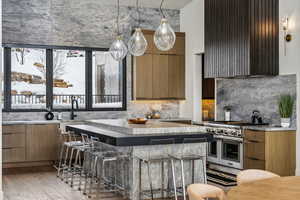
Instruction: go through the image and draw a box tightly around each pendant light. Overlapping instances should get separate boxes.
[109,0,128,61]
[154,0,176,51]
[128,0,148,56]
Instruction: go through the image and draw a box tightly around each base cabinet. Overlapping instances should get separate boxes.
[244,130,296,176]
[2,124,59,168]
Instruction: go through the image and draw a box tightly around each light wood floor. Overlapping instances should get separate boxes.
[3,167,123,200]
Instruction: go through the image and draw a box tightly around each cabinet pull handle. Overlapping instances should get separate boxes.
[247,157,260,161]
[245,140,259,144]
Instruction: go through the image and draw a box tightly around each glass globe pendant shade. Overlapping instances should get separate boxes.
[128,28,148,56]
[109,35,128,61]
[154,18,176,51]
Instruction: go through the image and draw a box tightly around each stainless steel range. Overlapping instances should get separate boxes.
[203,121,268,171]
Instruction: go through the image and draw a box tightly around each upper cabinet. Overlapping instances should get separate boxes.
[133,30,186,100]
[204,0,279,78]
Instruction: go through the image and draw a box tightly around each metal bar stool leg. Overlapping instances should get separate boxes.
[147,162,154,200]
[70,148,80,188]
[171,159,178,200]
[180,160,186,200]
[88,156,98,198]
[161,161,165,199]
[57,144,65,178]
[66,147,75,184]
[139,159,142,200]
[62,146,70,181]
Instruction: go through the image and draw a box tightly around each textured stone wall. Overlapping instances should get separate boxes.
[3,0,180,46]
[2,0,181,120]
[216,75,297,127]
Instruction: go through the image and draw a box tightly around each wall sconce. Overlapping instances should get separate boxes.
[281,16,292,56]
[282,17,292,42]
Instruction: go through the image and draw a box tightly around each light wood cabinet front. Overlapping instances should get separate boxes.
[168,55,185,99]
[244,130,296,176]
[134,54,153,99]
[153,55,169,99]
[3,148,26,163]
[26,124,59,161]
[133,30,186,100]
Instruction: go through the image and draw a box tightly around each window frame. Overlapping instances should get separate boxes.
[2,43,127,112]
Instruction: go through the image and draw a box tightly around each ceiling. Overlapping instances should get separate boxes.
[101,0,192,9]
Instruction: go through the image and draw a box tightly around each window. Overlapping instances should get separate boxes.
[10,48,46,109]
[3,44,126,112]
[92,51,123,108]
[53,49,86,109]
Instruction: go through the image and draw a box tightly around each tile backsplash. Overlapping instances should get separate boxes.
[3,101,180,121]
[216,74,297,127]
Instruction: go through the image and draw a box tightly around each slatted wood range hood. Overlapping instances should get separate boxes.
[204,0,279,78]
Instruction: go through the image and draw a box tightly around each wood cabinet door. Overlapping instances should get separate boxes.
[169,36,185,55]
[134,54,153,99]
[168,55,185,99]
[244,157,265,170]
[26,124,59,161]
[3,148,26,163]
[153,55,169,99]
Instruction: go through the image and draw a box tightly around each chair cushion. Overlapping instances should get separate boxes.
[237,169,280,185]
[187,184,226,200]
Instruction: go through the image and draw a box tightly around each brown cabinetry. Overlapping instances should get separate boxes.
[2,124,59,168]
[244,130,296,176]
[133,30,185,100]
[26,124,59,161]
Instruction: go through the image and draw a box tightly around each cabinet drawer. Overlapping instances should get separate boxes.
[3,148,26,163]
[245,130,265,142]
[244,140,265,160]
[3,125,26,134]
[244,157,265,170]
[3,133,26,148]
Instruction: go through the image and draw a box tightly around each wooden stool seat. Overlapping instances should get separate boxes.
[237,169,280,185]
[187,184,226,200]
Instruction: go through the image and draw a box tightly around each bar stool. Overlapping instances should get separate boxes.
[63,133,92,185]
[87,140,131,199]
[57,128,84,179]
[187,184,226,200]
[138,138,176,200]
[170,138,207,200]
[237,169,280,185]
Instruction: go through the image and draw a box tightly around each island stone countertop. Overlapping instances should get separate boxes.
[66,119,212,146]
[87,119,207,135]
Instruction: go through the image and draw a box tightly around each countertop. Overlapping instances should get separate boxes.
[66,120,213,146]
[243,125,296,131]
[2,119,86,125]
[87,119,206,135]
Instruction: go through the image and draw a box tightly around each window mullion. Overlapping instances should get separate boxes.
[4,47,12,111]
[86,50,92,110]
[46,49,53,110]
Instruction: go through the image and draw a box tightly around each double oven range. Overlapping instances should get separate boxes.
[203,121,266,174]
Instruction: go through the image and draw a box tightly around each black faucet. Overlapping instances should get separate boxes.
[251,110,263,124]
[70,96,79,120]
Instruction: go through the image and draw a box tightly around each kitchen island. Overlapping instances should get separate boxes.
[66,119,212,200]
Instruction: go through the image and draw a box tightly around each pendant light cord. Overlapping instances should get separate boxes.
[160,0,166,18]
[136,0,141,27]
[117,0,120,35]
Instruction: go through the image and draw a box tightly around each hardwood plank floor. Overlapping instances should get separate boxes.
[3,167,122,200]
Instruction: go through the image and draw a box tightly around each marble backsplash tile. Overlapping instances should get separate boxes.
[2,101,180,121]
[216,74,297,127]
